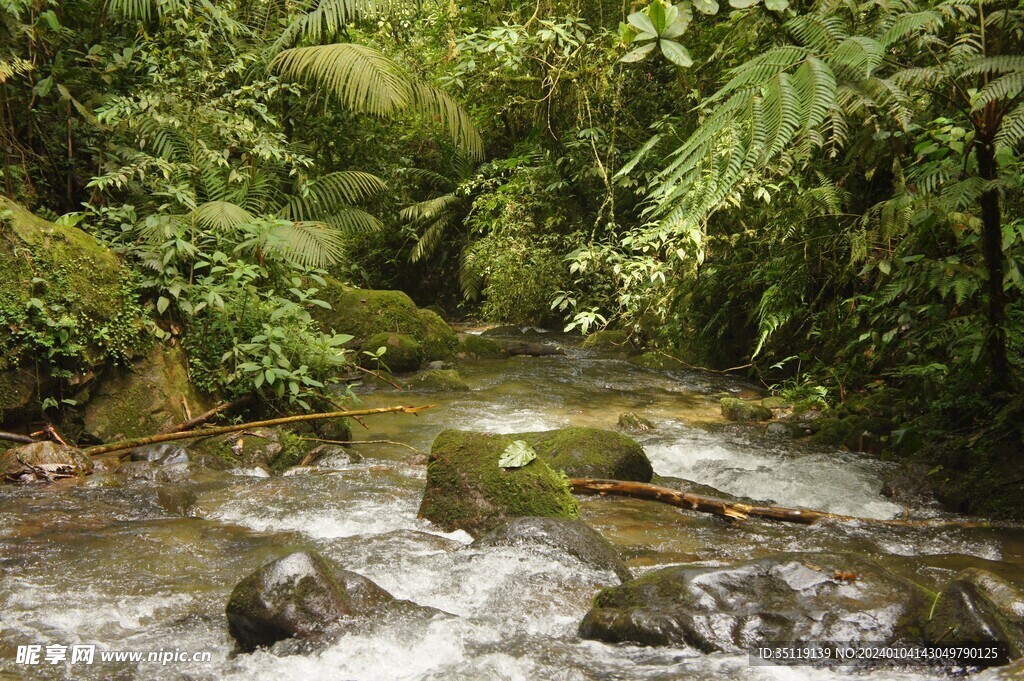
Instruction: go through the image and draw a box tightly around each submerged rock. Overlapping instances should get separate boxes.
[418,430,580,537]
[407,369,470,392]
[579,552,931,651]
[1,441,94,482]
[500,340,564,357]
[226,551,441,653]
[927,568,1024,660]
[720,397,772,422]
[475,517,632,582]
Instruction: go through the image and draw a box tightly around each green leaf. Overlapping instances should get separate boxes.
[878,260,892,275]
[627,10,657,36]
[621,42,657,63]
[729,0,760,7]
[659,40,693,68]
[157,296,170,314]
[764,0,788,9]
[693,0,719,14]
[498,440,537,469]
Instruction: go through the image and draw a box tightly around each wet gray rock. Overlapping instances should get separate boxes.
[1,441,94,482]
[130,443,190,465]
[579,552,931,651]
[475,517,632,582]
[226,551,443,653]
[926,568,1024,660]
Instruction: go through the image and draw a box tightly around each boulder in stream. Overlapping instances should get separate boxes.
[459,335,507,359]
[720,397,772,422]
[227,551,441,653]
[926,568,1024,660]
[579,552,931,651]
[530,427,653,482]
[361,332,425,373]
[418,430,580,537]
[1,441,94,482]
[474,517,632,582]
[407,369,470,391]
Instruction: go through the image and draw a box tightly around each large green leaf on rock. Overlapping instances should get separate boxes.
[499,440,538,469]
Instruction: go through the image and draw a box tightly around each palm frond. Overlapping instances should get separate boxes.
[268,220,347,267]
[995,101,1024,151]
[321,207,385,233]
[193,201,255,232]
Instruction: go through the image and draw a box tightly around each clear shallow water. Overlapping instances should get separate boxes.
[1,341,1022,680]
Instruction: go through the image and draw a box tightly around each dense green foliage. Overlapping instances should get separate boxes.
[1,0,1022,508]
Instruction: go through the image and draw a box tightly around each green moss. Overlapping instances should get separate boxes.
[0,198,147,376]
[581,330,630,351]
[268,430,310,473]
[418,429,580,536]
[418,309,459,361]
[761,396,789,409]
[361,333,425,373]
[314,285,426,344]
[460,335,507,359]
[720,397,772,422]
[527,427,653,482]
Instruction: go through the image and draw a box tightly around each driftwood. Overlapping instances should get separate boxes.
[84,404,433,457]
[569,478,1017,529]
[0,431,39,444]
[160,395,255,433]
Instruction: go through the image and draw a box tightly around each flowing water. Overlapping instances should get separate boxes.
[2,334,1023,680]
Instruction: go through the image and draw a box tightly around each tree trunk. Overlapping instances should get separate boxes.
[976,138,1011,390]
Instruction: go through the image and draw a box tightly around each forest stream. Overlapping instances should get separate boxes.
[1,331,1022,681]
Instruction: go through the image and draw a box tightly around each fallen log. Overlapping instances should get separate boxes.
[160,395,255,433]
[0,431,39,445]
[84,404,433,457]
[569,478,1018,529]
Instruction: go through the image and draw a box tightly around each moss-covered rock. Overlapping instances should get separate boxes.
[459,335,508,359]
[419,309,459,361]
[582,330,631,352]
[81,344,211,443]
[579,552,933,650]
[189,426,311,473]
[720,397,772,422]
[529,427,653,482]
[926,568,1024,660]
[617,412,655,433]
[418,429,580,537]
[0,368,40,426]
[407,369,470,392]
[809,414,892,454]
[761,396,790,409]
[361,333,425,373]
[0,198,146,419]
[312,417,353,442]
[1,441,94,481]
[314,285,425,344]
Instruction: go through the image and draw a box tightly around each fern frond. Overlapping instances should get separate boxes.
[400,194,461,226]
[268,221,346,267]
[321,208,384,233]
[409,82,485,160]
[787,14,849,52]
[880,10,942,48]
[193,201,255,232]
[971,71,1024,111]
[995,101,1024,151]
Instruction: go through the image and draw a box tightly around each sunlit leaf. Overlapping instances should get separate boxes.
[620,42,658,63]
[499,440,537,469]
[660,39,693,68]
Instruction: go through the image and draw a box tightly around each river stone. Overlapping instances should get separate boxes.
[617,412,655,433]
[313,285,425,343]
[1,441,94,481]
[500,340,564,357]
[82,344,211,442]
[720,397,772,422]
[130,443,190,465]
[579,552,931,651]
[418,430,580,537]
[419,309,459,361]
[189,426,311,473]
[926,568,1024,659]
[361,333,425,373]
[529,427,653,482]
[460,335,507,359]
[977,658,1024,680]
[226,551,442,653]
[407,369,470,392]
[474,517,632,582]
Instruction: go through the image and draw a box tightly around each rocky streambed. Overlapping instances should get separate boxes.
[2,334,1024,680]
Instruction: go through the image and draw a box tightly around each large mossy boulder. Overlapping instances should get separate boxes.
[529,427,653,482]
[579,552,932,651]
[418,430,580,537]
[926,568,1024,659]
[460,335,507,359]
[475,517,631,582]
[315,285,424,341]
[361,333,425,373]
[419,309,459,361]
[0,198,146,423]
[407,369,470,392]
[226,551,437,653]
[82,344,211,443]
[1,441,94,482]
